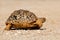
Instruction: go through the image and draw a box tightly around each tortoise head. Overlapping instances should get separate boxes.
[38,17,46,23]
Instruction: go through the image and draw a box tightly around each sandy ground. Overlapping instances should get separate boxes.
[0,0,60,40]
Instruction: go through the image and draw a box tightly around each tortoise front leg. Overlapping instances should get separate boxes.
[34,18,46,28]
[4,23,12,30]
[36,19,43,28]
[35,18,46,28]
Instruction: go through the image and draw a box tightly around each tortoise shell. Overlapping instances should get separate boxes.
[6,9,37,24]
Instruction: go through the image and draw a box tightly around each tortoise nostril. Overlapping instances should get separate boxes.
[42,18,46,23]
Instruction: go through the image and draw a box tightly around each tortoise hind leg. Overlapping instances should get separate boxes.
[4,23,12,30]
